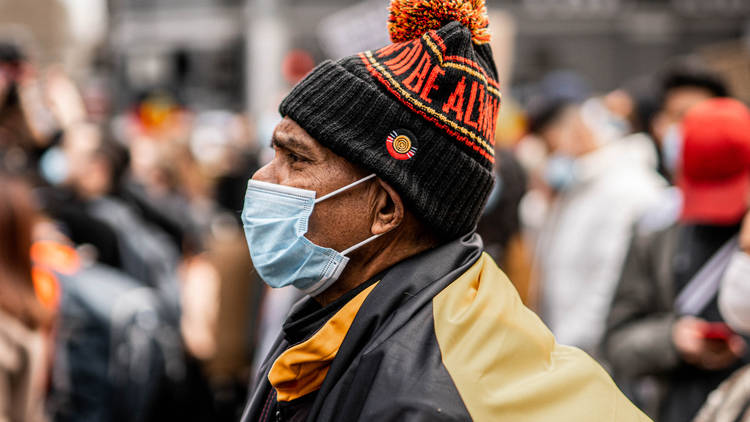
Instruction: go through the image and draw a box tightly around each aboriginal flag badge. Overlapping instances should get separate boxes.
[386,129,417,160]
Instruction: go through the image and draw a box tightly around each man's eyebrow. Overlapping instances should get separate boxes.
[271,132,316,157]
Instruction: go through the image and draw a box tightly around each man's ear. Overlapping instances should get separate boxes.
[370,178,404,235]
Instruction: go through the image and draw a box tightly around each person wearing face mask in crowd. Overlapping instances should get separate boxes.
[0,42,88,182]
[651,67,728,183]
[628,66,730,235]
[527,97,665,357]
[239,1,649,421]
[603,98,750,422]
[692,210,750,422]
[38,122,184,301]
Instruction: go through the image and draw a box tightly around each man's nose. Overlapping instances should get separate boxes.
[251,162,276,183]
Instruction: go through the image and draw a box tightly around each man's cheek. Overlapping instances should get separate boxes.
[305,200,337,247]
[306,197,362,251]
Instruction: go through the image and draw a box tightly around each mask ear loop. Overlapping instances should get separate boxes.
[341,233,382,256]
[315,173,378,203]
[313,173,386,256]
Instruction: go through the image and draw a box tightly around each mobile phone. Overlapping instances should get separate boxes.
[701,322,734,342]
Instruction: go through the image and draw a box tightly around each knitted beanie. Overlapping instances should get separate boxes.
[280,0,500,239]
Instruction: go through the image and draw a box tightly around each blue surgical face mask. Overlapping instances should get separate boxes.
[241,173,381,296]
[39,146,69,185]
[544,154,577,192]
[662,124,683,176]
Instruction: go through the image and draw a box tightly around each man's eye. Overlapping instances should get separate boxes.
[287,152,301,162]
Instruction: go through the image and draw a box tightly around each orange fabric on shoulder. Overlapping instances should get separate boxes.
[268,282,378,402]
[30,241,80,311]
[31,267,60,311]
[30,241,81,275]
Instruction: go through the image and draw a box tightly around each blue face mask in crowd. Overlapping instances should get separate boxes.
[544,154,577,192]
[241,173,381,296]
[39,146,69,185]
[661,124,683,176]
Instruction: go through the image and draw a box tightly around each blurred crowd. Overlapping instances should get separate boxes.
[1,14,750,422]
[483,64,750,422]
[508,65,750,422]
[0,41,264,421]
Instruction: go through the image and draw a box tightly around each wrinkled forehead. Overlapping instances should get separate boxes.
[273,118,322,155]
[271,117,366,180]
[272,117,354,166]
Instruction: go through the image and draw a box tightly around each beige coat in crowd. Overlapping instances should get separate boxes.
[695,365,750,422]
[0,309,47,422]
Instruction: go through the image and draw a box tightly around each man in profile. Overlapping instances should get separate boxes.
[240,1,649,420]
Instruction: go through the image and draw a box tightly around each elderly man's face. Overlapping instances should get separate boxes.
[252,117,374,252]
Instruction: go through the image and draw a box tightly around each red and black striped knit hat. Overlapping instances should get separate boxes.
[280,0,500,239]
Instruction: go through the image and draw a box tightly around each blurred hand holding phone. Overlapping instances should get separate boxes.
[701,322,735,342]
[673,316,746,370]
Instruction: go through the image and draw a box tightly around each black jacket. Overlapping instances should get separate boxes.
[243,233,647,422]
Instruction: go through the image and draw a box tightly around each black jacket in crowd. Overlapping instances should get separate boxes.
[243,233,647,422]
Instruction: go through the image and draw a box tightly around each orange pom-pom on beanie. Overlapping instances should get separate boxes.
[388,0,491,44]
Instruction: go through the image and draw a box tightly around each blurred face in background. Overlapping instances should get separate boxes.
[63,123,111,199]
[128,135,178,196]
[539,105,597,158]
[652,86,714,143]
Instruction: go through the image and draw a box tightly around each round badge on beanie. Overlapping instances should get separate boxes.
[279,0,499,239]
[386,129,418,160]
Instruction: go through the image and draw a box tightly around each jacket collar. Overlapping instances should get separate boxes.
[308,231,484,418]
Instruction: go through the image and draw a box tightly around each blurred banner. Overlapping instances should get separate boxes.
[317,0,390,59]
